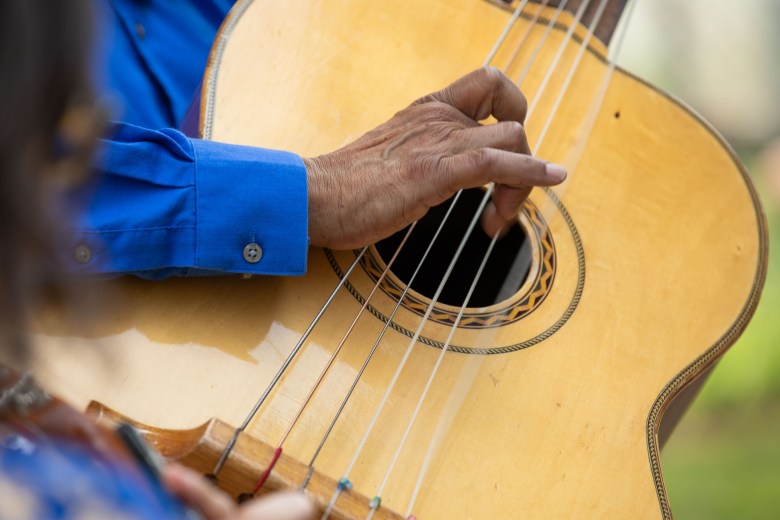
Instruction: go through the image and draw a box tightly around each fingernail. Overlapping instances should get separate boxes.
[546,163,568,182]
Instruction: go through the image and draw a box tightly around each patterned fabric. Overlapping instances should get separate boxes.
[0,432,191,520]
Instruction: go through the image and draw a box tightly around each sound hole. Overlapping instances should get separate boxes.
[375,188,532,308]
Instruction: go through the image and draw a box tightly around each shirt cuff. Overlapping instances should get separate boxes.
[191,139,308,276]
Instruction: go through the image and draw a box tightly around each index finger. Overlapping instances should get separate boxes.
[413,67,527,124]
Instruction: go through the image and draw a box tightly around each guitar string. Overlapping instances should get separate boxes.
[502,0,553,74]
[228,0,533,491]
[341,179,497,520]
[300,195,463,480]
[534,0,611,150]
[401,337,486,518]
[484,0,533,67]
[272,222,418,452]
[212,246,369,476]
[362,3,614,516]
[496,0,615,259]
[314,1,549,515]
[513,0,638,280]
[300,3,625,516]
[300,0,562,486]
[525,0,592,121]
[364,228,503,520]
[320,1,599,517]
[404,2,641,515]
[469,0,569,304]
[248,223,419,494]
[368,235,504,520]
[559,0,639,177]
[515,0,571,86]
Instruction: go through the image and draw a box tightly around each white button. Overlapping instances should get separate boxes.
[243,243,262,263]
[74,245,92,264]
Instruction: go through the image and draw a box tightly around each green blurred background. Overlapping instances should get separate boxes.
[618,1,780,518]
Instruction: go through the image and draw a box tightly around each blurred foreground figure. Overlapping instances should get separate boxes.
[0,2,313,518]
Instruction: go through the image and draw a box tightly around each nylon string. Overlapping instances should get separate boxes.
[515,0,571,85]
[525,0,592,121]
[365,228,502,520]
[534,0,611,149]
[502,0,553,74]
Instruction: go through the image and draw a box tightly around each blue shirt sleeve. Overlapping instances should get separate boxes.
[76,0,310,278]
[68,123,308,278]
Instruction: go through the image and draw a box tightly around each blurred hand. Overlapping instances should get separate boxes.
[162,464,315,520]
[305,66,567,248]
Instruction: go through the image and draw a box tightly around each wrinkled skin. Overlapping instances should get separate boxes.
[305,67,567,249]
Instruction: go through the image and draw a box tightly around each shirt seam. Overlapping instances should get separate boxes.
[191,139,201,268]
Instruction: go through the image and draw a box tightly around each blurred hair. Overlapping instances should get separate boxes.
[0,0,98,361]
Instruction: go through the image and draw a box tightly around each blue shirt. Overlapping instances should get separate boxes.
[70,0,308,278]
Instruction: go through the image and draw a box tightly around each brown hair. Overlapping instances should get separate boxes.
[0,0,98,361]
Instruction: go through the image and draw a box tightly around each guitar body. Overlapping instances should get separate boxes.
[31,1,766,518]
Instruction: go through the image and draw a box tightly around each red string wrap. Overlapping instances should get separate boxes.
[252,446,283,493]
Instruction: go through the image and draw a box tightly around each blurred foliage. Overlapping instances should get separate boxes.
[663,160,780,519]
[694,163,780,411]
[664,403,780,519]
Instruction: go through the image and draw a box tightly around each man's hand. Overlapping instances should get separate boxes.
[304,67,567,249]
